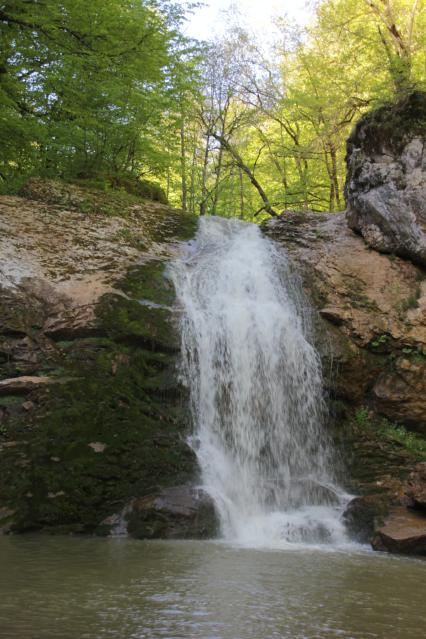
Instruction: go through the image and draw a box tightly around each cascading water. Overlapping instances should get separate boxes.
[170,216,351,547]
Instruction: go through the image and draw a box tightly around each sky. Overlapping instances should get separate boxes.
[179,0,313,41]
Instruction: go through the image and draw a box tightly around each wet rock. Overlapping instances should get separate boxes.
[405,462,426,510]
[343,494,390,543]
[345,92,426,267]
[372,506,426,555]
[263,212,426,415]
[126,486,218,540]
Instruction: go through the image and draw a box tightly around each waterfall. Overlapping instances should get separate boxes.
[170,216,350,547]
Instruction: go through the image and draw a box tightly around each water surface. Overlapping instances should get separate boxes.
[1,536,425,639]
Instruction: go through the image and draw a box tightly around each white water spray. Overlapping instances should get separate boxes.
[170,217,350,547]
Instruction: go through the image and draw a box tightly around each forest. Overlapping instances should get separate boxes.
[1,0,425,219]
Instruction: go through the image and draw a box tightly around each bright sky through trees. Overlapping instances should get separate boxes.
[180,0,313,40]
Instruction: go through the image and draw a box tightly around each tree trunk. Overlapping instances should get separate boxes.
[239,167,245,219]
[189,143,197,216]
[212,144,223,215]
[329,142,341,210]
[212,133,277,217]
[180,120,187,212]
[199,132,211,216]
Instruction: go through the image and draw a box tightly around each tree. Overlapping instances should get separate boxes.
[0,0,199,190]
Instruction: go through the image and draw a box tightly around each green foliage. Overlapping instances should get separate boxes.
[355,407,371,428]
[400,346,426,362]
[2,0,425,216]
[175,0,426,219]
[0,0,198,192]
[378,421,426,460]
[352,405,426,460]
[371,334,390,348]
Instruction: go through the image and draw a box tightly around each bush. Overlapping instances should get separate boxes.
[109,176,168,204]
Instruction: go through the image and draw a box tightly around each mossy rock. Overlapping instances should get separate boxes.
[0,237,200,534]
[126,487,218,540]
[109,175,168,204]
[347,91,426,156]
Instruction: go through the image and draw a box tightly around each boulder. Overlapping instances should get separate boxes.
[345,92,426,266]
[343,494,390,543]
[126,486,218,540]
[372,506,426,555]
[405,462,426,510]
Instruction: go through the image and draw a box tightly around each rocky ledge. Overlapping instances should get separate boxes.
[0,179,216,537]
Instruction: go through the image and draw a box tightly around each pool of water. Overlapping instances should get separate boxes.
[0,537,425,638]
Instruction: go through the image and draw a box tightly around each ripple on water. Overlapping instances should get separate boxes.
[0,537,425,639]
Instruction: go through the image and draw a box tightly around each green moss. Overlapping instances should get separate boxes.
[113,228,147,251]
[108,175,168,204]
[2,335,194,533]
[99,295,178,352]
[0,247,198,534]
[0,396,22,408]
[348,91,426,155]
[118,260,175,306]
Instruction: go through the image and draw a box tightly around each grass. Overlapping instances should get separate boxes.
[355,407,370,427]
[378,421,426,460]
[353,407,426,461]
[395,287,421,313]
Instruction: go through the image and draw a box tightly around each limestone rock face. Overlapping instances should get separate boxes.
[345,92,426,266]
[0,376,55,395]
[0,180,199,536]
[263,212,426,425]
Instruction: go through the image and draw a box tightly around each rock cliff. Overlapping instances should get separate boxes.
[0,179,216,537]
[346,92,426,267]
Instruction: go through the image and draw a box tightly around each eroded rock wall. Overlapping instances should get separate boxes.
[0,180,212,536]
[345,92,426,267]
